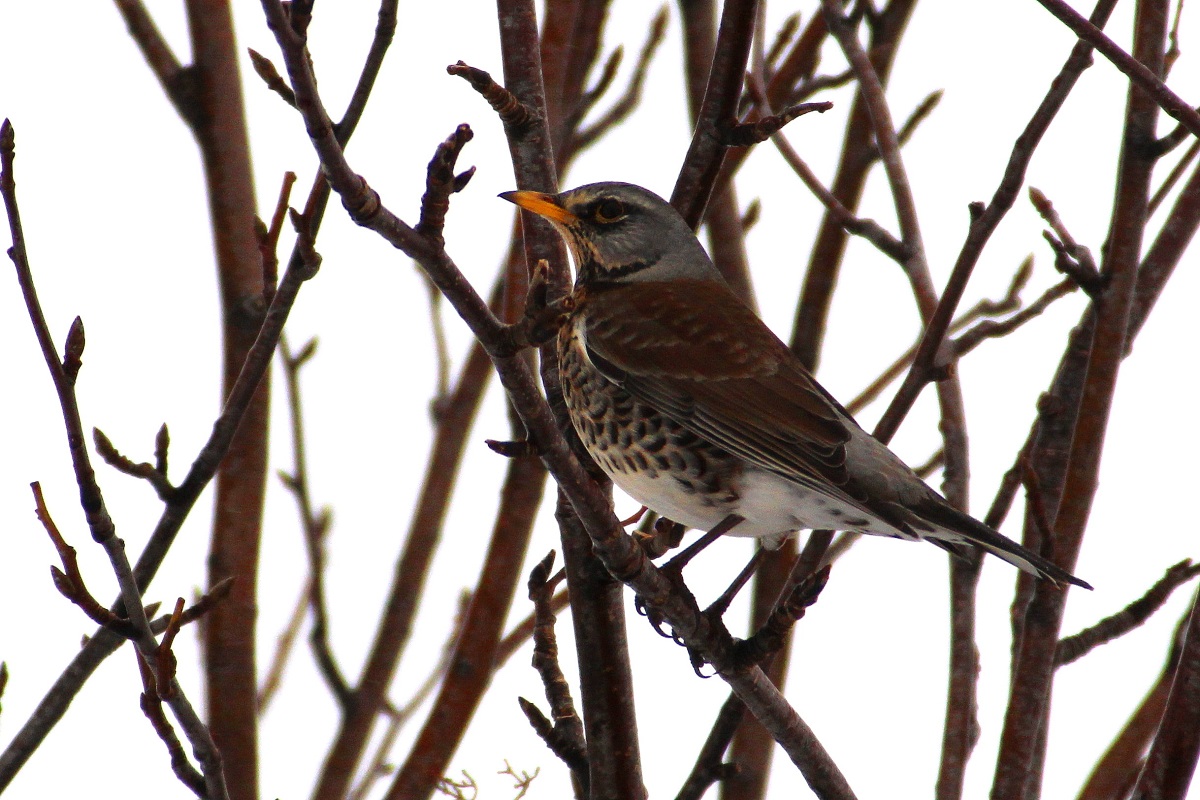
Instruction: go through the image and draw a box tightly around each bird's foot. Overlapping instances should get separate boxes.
[635,514,743,639]
[632,516,685,559]
[634,549,696,643]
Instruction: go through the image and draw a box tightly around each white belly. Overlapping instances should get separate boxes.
[611,464,907,540]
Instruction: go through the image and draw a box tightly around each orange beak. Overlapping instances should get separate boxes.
[500,190,579,225]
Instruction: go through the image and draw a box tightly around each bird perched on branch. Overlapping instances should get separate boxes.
[502,182,1089,590]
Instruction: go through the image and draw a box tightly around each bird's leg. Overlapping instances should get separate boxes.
[618,505,648,527]
[662,513,746,573]
[704,547,767,620]
[635,514,744,640]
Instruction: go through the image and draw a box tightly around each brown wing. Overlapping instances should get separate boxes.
[580,279,856,494]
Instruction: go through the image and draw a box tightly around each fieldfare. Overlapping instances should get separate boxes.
[502,182,1089,590]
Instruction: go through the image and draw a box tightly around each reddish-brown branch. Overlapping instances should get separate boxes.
[1129,588,1200,798]
[569,7,669,158]
[679,694,747,800]
[495,2,656,797]
[557,493,646,799]
[671,0,760,228]
[0,0,397,781]
[870,0,1115,479]
[1149,136,1200,213]
[384,450,548,800]
[348,596,468,800]
[172,4,272,794]
[30,483,137,638]
[768,128,906,260]
[677,0,758,305]
[112,0,198,127]
[765,11,829,110]
[721,539,797,800]
[994,2,1169,796]
[1078,611,1188,800]
[787,0,916,371]
[310,341,495,800]
[720,534,834,800]
[537,0,607,168]
[950,279,1077,358]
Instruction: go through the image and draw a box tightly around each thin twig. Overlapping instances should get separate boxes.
[448,62,536,133]
[277,335,351,709]
[247,48,298,108]
[136,652,207,797]
[3,120,229,800]
[1057,560,1200,667]
[1150,136,1200,213]
[950,279,1078,358]
[348,594,468,800]
[519,553,588,783]
[0,0,396,780]
[1029,187,1104,295]
[93,427,178,502]
[1035,0,1200,138]
[257,576,311,714]
[769,129,905,260]
[30,483,136,638]
[847,257,1035,415]
[570,7,669,156]
[675,695,745,800]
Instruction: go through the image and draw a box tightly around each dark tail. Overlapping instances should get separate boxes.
[916,498,1092,590]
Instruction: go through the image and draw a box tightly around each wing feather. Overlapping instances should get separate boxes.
[581,280,854,494]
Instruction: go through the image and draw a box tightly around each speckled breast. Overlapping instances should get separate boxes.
[557,311,740,527]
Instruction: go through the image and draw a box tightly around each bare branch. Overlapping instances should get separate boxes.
[448,61,536,133]
[570,8,669,156]
[1131,586,1200,797]
[1057,560,1200,667]
[1035,0,1200,138]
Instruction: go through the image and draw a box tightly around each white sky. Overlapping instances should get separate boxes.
[0,1,1197,799]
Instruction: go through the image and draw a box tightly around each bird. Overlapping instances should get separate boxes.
[501,182,1090,590]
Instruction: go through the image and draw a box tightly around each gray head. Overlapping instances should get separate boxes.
[501,182,727,287]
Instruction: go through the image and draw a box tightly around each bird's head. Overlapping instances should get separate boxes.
[501,182,727,287]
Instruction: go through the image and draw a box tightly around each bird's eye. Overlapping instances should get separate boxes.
[594,198,626,223]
